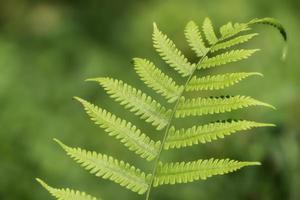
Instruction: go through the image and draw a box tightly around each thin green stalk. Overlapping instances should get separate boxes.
[144,69,196,200]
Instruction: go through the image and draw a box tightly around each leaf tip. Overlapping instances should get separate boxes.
[35,178,43,184]
[267,104,276,110]
[85,77,101,82]
[252,161,262,166]
[270,105,277,110]
[36,178,49,189]
[153,22,158,30]
[259,101,276,110]
[186,20,195,26]
[73,96,86,104]
[256,72,264,77]
[132,57,141,64]
[53,138,68,150]
[204,17,210,22]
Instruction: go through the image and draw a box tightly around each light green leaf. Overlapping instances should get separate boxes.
[153,159,260,186]
[184,21,208,57]
[87,77,172,130]
[165,120,274,149]
[74,97,160,161]
[133,58,183,103]
[202,17,218,45]
[186,72,262,91]
[153,23,195,77]
[176,95,275,118]
[55,139,150,195]
[36,178,99,200]
[211,33,258,52]
[198,49,259,69]
[219,22,250,39]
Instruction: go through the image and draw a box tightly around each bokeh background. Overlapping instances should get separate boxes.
[0,0,299,199]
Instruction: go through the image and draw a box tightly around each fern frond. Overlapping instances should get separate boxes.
[184,21,208,57]
[164,120,274,149]
[87,77,171,130]
[219,22,250,39]
[185,72,263,91]
[202,17,218,45]
[211,33,258,52]
[153,23,195,77]
[133,58,183,103]
[39,17,287,199]
[176,95,275,118]
[54,139,150,195]
[153,159,260,186]
[36,178,99,200]
[198,49,259,69]
[74,97,160,161]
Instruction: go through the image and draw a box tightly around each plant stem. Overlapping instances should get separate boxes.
[144,53,210,200]
[144,72,195,200]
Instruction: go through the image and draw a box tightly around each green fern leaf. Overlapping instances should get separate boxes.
[184,21,208,57]
[87,77,171,130]
[219,22,250,39]
[186,72,263,91]
[54,139,150,195]
[153,159,260,186]
[164,120,274,149]
[153,23,195,77]
[198,49,259,69]
[133,58,183,103]
[74,97,160,161]
[202,17,218,45]
[36,178,99,200]
[42,18,287,199]
[211,33,258,52]
[176,95,275,118]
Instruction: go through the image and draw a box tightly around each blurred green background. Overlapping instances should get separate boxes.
[0,0,299,199]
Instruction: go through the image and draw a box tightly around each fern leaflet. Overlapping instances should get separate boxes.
[36,178,99,200]
[165,120,275,149]
[153,159,260,186]
[211,33,258,52]
[186,72,263,91]
[219,22,250,39]
[133,58,183,103]
[87,77,172,130]
[184,21,208,57]
[153,23,195,76]
[54,139,150,195]
[198,49,259,69]
[202,17,218,45]
[74,97,160,161]
[176,95,275,118]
